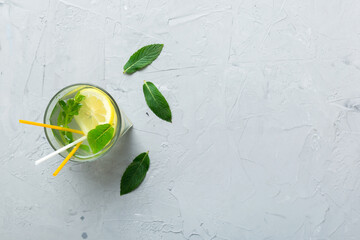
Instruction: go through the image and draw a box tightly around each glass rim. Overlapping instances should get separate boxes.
[43,83,122,162]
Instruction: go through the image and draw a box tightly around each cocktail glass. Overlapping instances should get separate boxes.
[43,83,132,162]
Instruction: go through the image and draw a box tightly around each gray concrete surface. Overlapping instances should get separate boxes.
[1,0,360,239]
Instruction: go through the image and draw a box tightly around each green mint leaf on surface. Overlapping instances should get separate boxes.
[143,81,172,122]
[87,124,114,154]
[120,151,150,195]
[123,44,164,74]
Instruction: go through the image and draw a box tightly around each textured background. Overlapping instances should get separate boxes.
[1,0,360,239]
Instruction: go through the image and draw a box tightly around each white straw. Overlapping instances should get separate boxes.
[35,135,87,165]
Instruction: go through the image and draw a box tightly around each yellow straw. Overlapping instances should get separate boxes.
[19,120,84,135]
[53,142,82,176]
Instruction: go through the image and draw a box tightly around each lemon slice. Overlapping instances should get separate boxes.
[74,88,115,134]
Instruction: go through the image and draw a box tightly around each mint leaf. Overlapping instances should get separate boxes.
[74,91,85,102]
[64,131,74,143]
[87,124,114,153]
[120,151,150,195]
[143,81,172,122]
[58,100,67,110]
[57,91,85,144]
[79,144,91,153]
[123,44,164,74]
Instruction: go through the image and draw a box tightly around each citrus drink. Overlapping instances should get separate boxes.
[44,84,132,161]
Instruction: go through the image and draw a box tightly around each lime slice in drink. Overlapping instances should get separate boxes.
[74,88,115,134]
